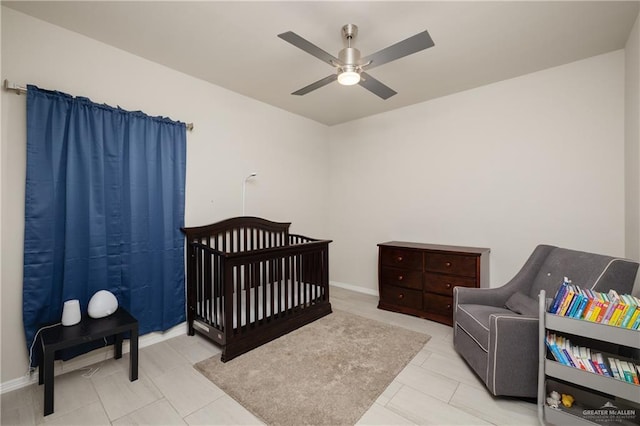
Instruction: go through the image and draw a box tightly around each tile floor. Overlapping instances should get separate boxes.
[1,286,538,425]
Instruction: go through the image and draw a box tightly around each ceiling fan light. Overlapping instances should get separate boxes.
[338,70,361,86]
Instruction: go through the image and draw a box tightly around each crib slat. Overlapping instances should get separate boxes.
[243,228,247,253]
[272,260,277,318]
[197,248,203,319]
[212,253,218,327]
[257,262,263,324]
[296,254,301,308]
[245,263,251,327]
[204,248,212,322]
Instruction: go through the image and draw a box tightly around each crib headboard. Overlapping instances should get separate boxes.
[181,216,291,254]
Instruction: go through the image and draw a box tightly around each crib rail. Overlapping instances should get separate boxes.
[289,234,319,245]
[183,216,290,254]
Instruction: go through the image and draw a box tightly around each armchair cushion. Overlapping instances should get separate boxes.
[504,292,538,316]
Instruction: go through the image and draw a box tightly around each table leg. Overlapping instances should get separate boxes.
[43,347,55,416]
[130,325,138,382]
[38,338,44,386]
[114,333,123,359]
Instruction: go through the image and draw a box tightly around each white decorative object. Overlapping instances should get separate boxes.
[61,299,81,326]
[88,290,118,319]
[242,172,257,216]
[546,391,561,409]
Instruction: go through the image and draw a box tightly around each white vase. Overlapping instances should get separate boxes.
[61,299,81,326]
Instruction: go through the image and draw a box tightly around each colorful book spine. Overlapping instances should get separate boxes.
[581,290,598,320]
[632,309,640,330]
[587,294,604,322]
[549,281,569,314]
[609,301,626,326]
[567,287,583,317]
[595,353,611,377]
[560,338,577,368]
[545,332,568,365]
[601,290,619,324]
[626,305,640,329]
[619,360,634,383]
[627,361,640,384]
[595,294,610,323]
[558,285,576,316]
[573,291,590,318]
[609,357,622,380]
[620,295,638,328]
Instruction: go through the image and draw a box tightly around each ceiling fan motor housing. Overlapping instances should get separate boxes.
[338,47,361,69]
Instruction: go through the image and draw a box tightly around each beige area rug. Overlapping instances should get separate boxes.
[194,310,430,426]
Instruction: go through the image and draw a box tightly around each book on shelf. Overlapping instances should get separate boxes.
[601,289,619,323]
[609,356,621,380]
[547,282,640,329]
[619,294,638,327]
[549,278,570,314]
[626,361,639,384]
[546,331,638,385]
[632,310,640,330]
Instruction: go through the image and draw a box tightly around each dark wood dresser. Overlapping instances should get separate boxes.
[377,241,490,326]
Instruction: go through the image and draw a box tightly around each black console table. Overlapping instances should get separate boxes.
[38,307,138,416]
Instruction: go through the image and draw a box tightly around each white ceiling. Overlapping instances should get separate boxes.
[4,1,639,126]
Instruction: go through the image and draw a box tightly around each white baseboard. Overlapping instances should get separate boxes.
[0,321,187,395]
[330,280,379,297]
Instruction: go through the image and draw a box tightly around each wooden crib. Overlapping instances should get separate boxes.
[182,216,332,362]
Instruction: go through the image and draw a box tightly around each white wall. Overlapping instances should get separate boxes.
[1,7,329,385]
[626,12,640,263]
[328,51,626,293]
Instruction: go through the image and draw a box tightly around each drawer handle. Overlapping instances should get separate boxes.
[446,304,451,309]
[445,283,452,289]
[398,293,404,299]
[397,275,404,281]
[445,261,452,267]
[397,256,403,262]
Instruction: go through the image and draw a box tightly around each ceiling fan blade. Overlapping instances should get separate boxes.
[292,74,338,96]
[278,31,342,67]
[358,72,397,100]
[360,30,434,71]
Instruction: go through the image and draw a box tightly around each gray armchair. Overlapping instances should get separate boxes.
[453,244,639,398]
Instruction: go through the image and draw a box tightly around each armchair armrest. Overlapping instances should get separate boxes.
[454,286,514,308]
[487,312,540,397]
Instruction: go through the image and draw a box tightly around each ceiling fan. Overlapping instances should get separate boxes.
[277,24,434,100]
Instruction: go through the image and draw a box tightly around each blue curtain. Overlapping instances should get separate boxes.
[23,86,186,364]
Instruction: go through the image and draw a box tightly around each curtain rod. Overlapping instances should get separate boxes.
[3,79,194,131]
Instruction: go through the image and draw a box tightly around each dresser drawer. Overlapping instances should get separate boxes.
[425,253,477,277]
[380,286,423,310]
[380,247,422,270]
[380,267,422,290]
[424,273,476,297]
[424,293,453,317]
